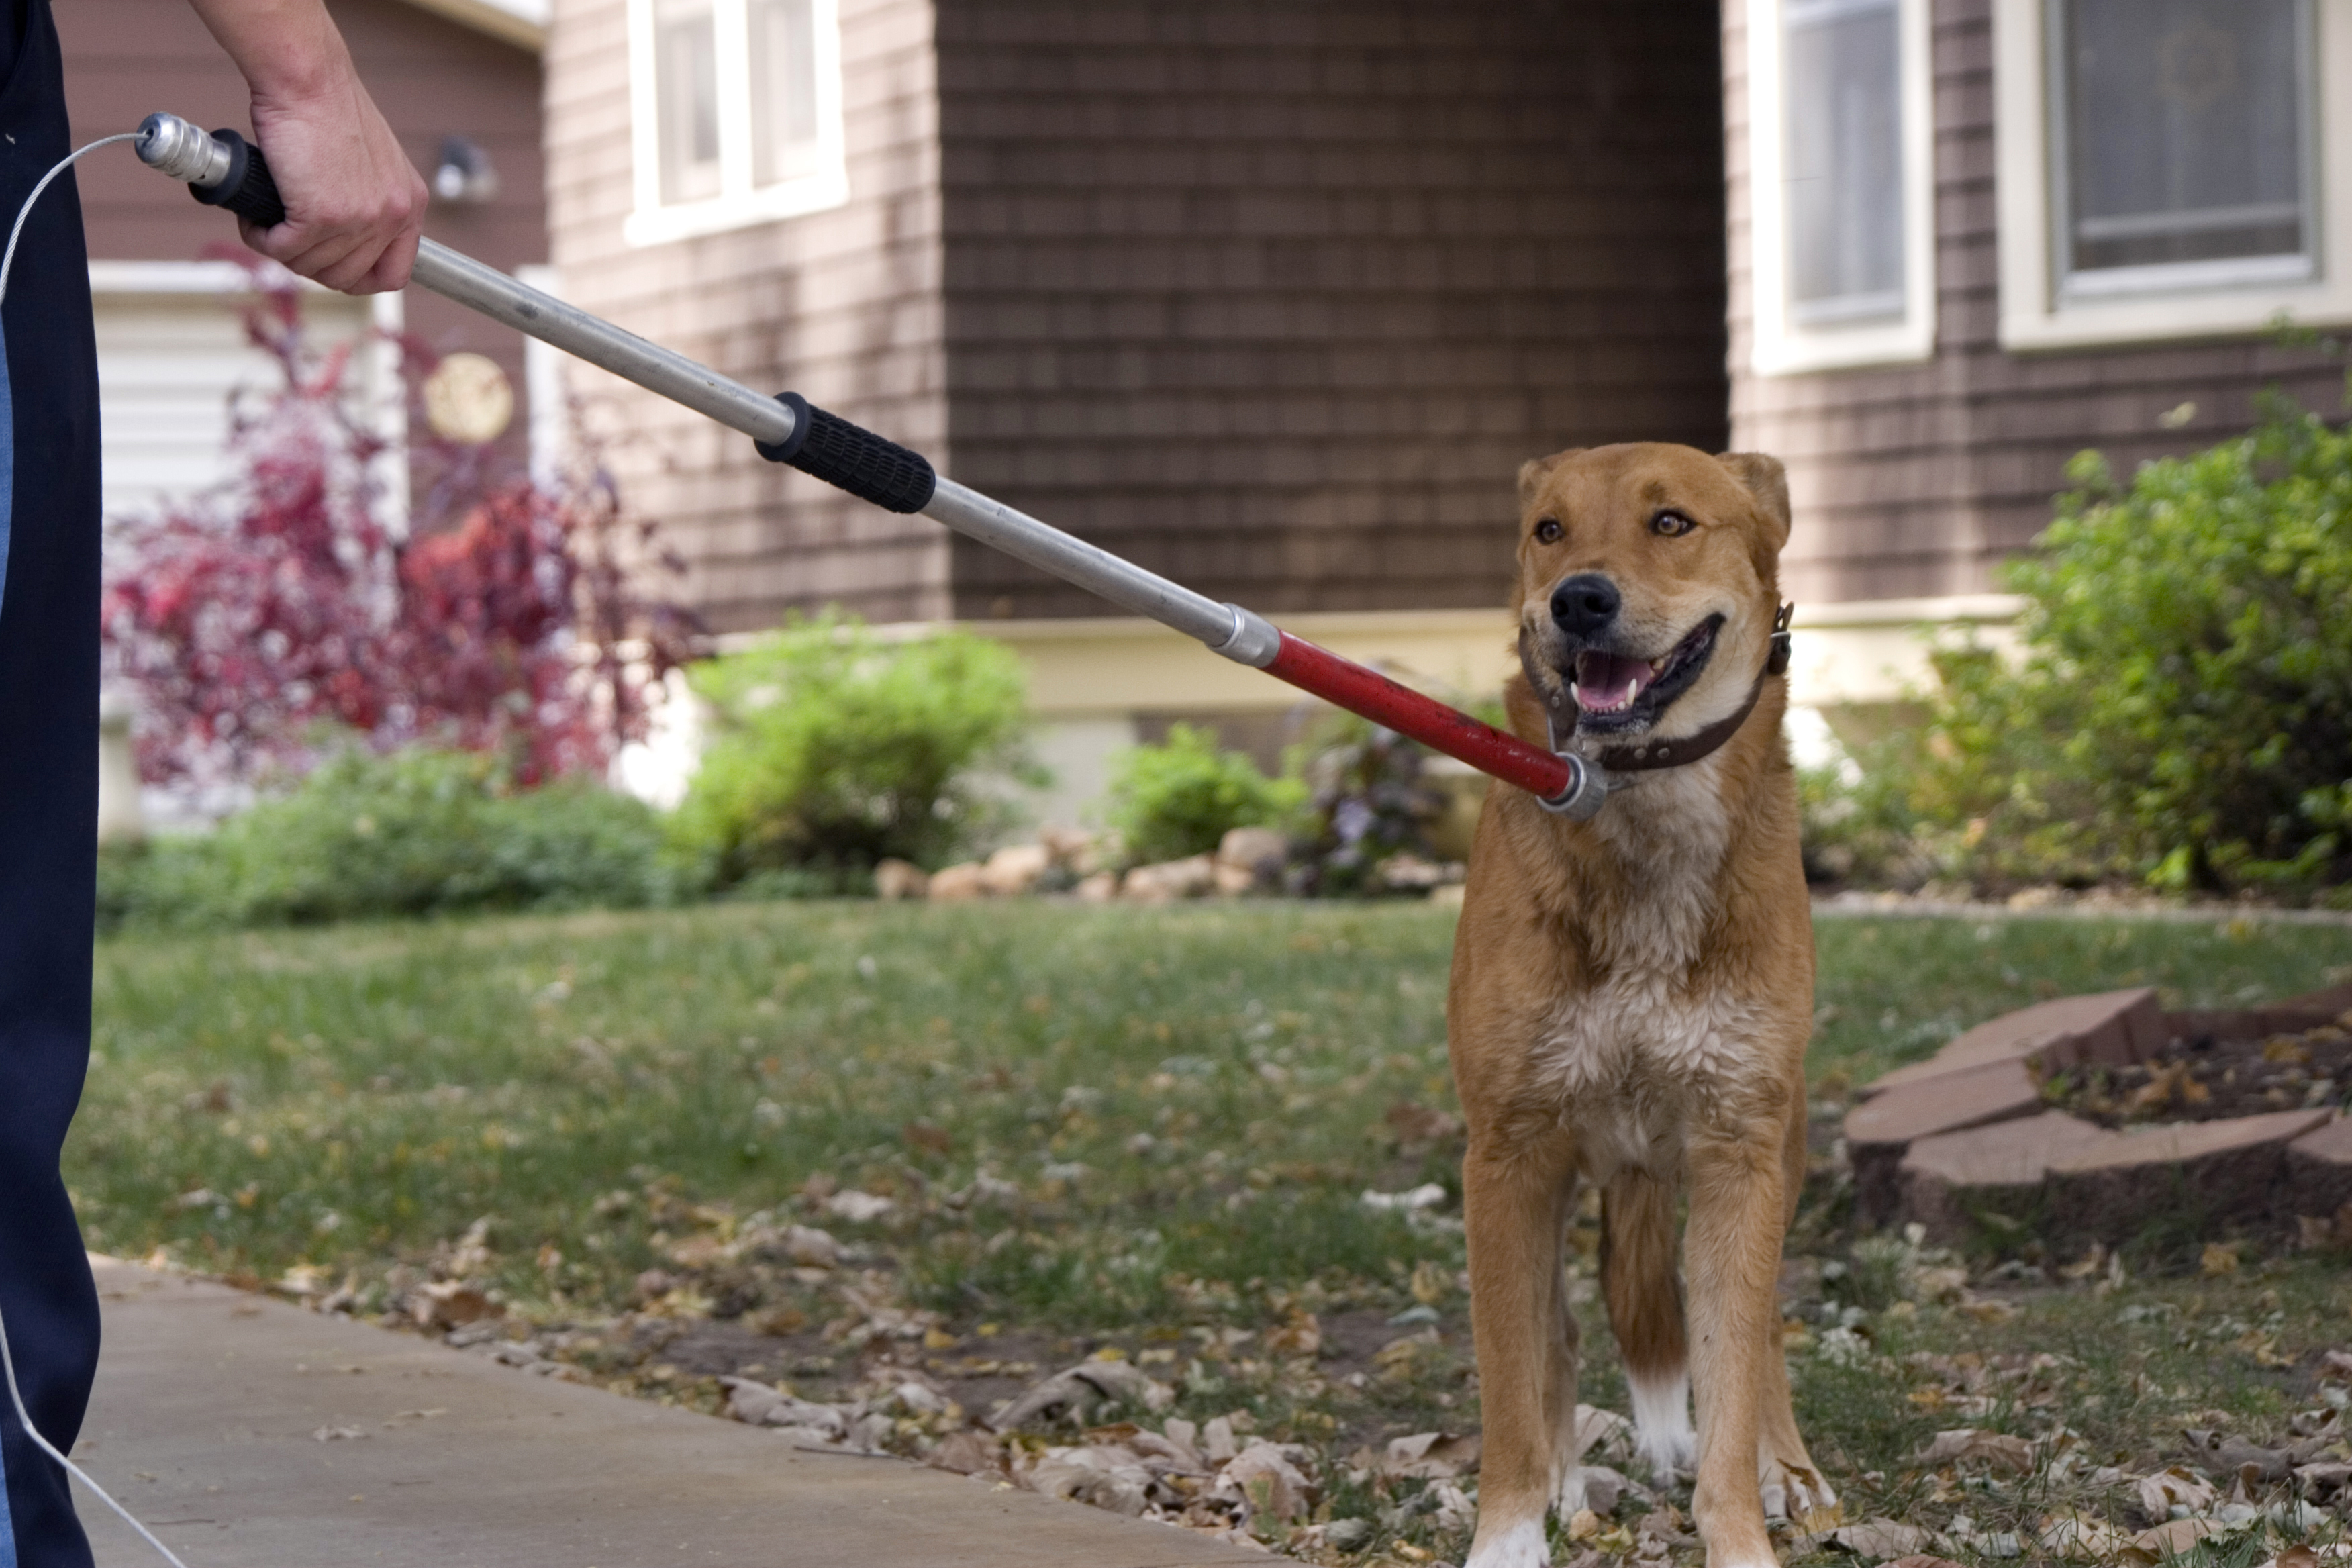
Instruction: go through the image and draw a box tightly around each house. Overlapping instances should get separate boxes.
[93,0,2326,823]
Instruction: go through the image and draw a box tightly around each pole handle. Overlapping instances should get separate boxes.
[190,130,286,229]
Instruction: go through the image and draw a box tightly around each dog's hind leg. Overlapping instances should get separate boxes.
[1756,1095,1837,1527]
[1601,1168,1696,1481]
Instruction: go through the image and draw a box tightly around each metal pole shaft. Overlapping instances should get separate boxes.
[410,239,798,449]
[401,238,1584,810]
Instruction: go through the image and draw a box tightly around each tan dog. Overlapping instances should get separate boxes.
[1452,444,1833,1568]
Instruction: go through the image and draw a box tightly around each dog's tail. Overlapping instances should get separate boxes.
[1600,1171,1698,1477]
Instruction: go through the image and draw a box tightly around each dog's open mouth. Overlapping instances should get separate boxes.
[1569,615,1722,731]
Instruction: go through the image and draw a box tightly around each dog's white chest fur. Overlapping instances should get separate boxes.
[1529,762,1763,1171]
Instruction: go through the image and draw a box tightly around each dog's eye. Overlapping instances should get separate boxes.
[1533,518,1563,544]
[1649,509,1696,538]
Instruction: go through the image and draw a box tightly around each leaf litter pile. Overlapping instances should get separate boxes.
[2041,1018,2352,1127]
[70,903,2352,1566]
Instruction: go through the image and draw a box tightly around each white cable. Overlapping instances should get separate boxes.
[0,132,140,309]
[0,1297,192,1568]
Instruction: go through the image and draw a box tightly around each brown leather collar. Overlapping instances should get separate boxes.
[1551,603,1793,776]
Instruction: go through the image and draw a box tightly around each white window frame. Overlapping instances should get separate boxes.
[623,0,848,248]
[1995,0,2352,350]
[1745,0,1938,376]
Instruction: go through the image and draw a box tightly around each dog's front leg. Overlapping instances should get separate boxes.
[1683,1120,1789,1568]
[1463,1132,1575,1568]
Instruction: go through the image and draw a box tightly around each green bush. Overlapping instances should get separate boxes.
[1105,722,1306,866]
[670,613,1040,884]
[1902,394,2352,898]
[99,747,688,930]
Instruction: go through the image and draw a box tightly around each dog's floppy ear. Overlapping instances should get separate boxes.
[1716,451,1791,551]
[1518,449,1582,508]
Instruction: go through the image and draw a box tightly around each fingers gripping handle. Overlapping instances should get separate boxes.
[135,113,285,228]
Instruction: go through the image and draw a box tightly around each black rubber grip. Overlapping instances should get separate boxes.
[754,393,937,514]
[190,130,287,229]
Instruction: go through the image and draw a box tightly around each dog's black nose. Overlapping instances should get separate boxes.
[1550,574,1621,638]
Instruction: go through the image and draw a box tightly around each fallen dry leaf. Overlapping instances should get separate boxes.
[991,1357,1174,1430]
[1915,1428,2035,1473]
[1024,1444,1153,1517]
[2037,1512,2133,1561]
[2135,1518,2224,1555]
[1372,1430,1481,1481]
[409,1279,500,1332]
[1216,1439,1317,1530]
[2137,1465,2218,1514]
[926,1428,1004,1476]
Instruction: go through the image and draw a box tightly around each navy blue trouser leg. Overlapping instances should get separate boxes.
[0,0,105,1561]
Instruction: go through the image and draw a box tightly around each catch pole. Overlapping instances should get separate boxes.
[134,113,1606,819]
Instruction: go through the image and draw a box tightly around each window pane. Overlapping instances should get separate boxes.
[2063,0,2306,273]
[750,0,820,187]
[656,0,720,205]
[1783,0,1905,324]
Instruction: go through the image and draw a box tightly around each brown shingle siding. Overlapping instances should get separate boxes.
[547,0,949,632]
[940,0,1730,622]
[1730,0,2343,607]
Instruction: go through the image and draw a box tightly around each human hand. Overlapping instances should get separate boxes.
[241,72,428,293]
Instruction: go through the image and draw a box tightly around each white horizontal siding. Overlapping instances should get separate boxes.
[93,287,371,527]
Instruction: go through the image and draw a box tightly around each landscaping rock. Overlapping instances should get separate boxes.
[1865,987,2162,1096]
[1214,826,1287,891]
[926,862,986,901]
[1074,871,1118,902]
[2286,1116,2352,1226]
[1894,1111,2116,1241]
[2045,1107,2333,1247]
[1039,824,1108,877]
[871,859,928,900]
[979,843,1051,896]
[1120,855,1216,902]
[1848,1059,2047,1222]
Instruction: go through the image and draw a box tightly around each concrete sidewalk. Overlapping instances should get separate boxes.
[72,1258,1276,1567]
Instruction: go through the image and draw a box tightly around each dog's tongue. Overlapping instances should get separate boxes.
[1573,650,1652,714]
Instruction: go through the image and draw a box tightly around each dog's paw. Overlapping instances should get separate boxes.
[1465,1516,1552,1568]
[1757,1457,1839,1532]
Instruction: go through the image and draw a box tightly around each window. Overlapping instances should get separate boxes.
[1745,0,1937,375]
[2054,0,2312,295]
[1996,0,2352,348]
[626,0,845,246]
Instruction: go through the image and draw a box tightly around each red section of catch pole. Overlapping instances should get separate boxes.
[1263,631,1572,800]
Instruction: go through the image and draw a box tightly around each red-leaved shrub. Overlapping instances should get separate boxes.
[103,262,696,791]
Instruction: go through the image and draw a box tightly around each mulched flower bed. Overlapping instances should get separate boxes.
[2043,1016,2352,1128]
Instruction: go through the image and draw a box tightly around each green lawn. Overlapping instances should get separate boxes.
[69,903,2352,1565]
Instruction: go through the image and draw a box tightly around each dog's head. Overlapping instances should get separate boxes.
[1512,444,1790,745]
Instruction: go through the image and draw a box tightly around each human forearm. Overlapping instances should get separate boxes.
[177,0,430,293]
[181,0,356,105]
